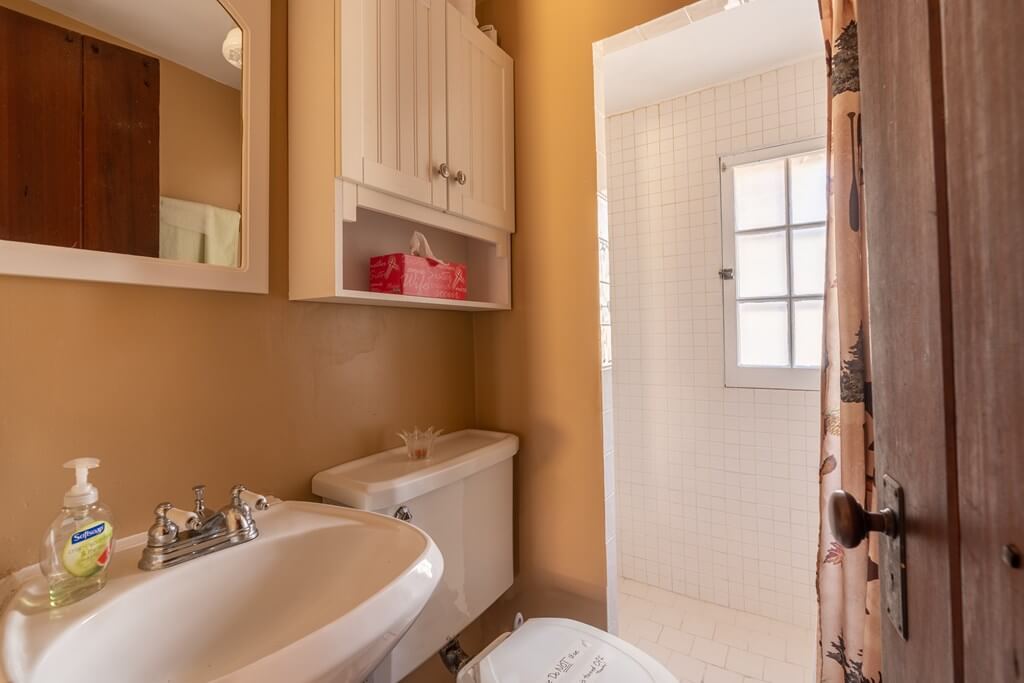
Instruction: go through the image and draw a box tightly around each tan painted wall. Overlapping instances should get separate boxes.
[1,1,697,678]
[471,0,693,623]
[0,0,476,577]
[1,0,243,212]
[159,62,243,212]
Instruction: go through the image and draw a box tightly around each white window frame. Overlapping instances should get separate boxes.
[720,138,826,391]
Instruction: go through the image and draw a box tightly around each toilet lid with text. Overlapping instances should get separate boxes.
[466,618,678,683]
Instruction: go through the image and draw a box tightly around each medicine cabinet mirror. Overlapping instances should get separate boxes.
[0,0,269,292]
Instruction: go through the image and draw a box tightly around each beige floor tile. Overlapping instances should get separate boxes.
[725,647,765,679]
[691,636,729,667]
[714,622,751,650]
[680,612,718,639]
[747,630,788,660]
[658,626,696,655]
[622,616,663,644]
[636,638,674,667]
[704,664,744,683]
[764,658,805,683]
[617,588,815,682]
[668,651,707,683]
[651,602,685,629]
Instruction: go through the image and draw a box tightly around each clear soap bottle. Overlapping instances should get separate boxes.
[39,458,115,607]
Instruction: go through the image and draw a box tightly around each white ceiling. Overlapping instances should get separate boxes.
[601,0,823,114]
[33,0,241,89]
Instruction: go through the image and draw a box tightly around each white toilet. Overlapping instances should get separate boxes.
[312,429,676,683]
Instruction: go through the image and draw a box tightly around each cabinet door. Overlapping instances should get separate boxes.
[0,6,83,248]
[359,0,447,209]
[82,37,160,257]
[445,4,515,232]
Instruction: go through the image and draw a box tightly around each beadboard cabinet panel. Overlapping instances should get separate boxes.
[359,0,447,210]
[445,3,515,232]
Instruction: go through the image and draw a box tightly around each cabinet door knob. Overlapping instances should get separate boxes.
[456,170,467,185]
[437,163,450,179]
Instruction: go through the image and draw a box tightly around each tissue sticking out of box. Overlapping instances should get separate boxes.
[410,230,445,264]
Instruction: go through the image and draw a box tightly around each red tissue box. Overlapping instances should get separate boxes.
[369,254,468,300]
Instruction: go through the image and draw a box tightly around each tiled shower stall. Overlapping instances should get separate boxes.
[606,57,828,631]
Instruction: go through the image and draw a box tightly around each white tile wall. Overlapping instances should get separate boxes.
[606,58,827,629]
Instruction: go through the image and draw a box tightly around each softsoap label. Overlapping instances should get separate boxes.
[61,521,113,577]
[544,639,612,682]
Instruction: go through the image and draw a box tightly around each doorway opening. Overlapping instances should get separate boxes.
[594,1,825,680]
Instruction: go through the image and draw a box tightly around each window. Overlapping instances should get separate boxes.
[721,139,826,391]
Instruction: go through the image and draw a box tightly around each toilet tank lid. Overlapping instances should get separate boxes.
[312,429,519,510]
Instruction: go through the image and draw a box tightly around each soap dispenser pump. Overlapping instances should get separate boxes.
[39,458,115,607]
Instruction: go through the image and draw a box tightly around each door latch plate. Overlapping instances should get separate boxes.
[880,474,908,639]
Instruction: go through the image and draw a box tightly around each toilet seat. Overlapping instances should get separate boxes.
[456,618,678,683]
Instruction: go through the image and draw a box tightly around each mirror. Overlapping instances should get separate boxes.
[0,0,269,292]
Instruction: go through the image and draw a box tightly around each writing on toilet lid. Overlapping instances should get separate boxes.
[544,639,610,682]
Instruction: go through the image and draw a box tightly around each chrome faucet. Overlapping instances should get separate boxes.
[138,484,259,571]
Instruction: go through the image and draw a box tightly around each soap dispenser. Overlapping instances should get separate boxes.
[39,458,115,607]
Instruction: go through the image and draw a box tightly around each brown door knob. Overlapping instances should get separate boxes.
[828,490,899,548]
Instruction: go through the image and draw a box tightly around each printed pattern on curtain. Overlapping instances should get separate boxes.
[816,1,882,682]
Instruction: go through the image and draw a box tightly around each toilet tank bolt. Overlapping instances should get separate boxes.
[439,639,471,674]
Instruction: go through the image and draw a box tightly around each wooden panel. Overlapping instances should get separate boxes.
[82,36,159,257]
[939,1,1024,679]
[0,6,82,248]
[445,4,514,232]
[859,0,961,680]
[360,0,446,208]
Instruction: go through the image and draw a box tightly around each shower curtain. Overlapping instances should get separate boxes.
[816,1,882,682]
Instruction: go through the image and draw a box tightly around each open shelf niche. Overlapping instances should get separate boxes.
[331,208,510,311]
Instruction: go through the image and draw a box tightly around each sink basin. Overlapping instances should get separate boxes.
[1,501,443,683]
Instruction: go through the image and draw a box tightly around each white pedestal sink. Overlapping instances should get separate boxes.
[1,501,443,683]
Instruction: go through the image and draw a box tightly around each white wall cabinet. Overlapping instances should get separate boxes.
[291,0,514,309]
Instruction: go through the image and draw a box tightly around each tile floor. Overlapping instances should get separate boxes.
[618,579,815,683]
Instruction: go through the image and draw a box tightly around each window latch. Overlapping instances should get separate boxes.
[718,268,734,280]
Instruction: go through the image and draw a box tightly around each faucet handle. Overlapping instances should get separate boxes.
[222,484,255,529]
[230,484,254,523]
[147,502,179,546]
[192,484,207,515]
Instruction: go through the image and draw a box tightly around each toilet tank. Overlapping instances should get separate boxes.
[312,429,517,683]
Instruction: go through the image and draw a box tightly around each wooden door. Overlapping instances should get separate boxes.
[357,0,447,209]
[445,3,514,232]
[858,0,1023,679]
[940,0,1024,679]
[860,0,961,678]
[82,37,160,257]
[0,6,83,248]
